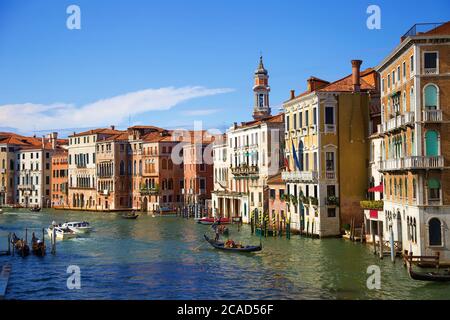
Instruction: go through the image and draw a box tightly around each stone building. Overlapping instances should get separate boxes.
[377,21,450,261]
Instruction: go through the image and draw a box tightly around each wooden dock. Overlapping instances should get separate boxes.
[0,264,12,300]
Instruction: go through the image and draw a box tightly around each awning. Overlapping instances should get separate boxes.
[368,184,383,193]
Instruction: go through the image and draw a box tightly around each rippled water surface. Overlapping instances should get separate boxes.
[0,209,449,300]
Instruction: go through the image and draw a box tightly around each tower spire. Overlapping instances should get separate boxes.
[252,56,271,120]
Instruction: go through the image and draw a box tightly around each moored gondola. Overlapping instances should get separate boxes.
[30,206,41,212]
[10,233,30,257]
[31,232,46,256]
[204,235,261,252]
[405,257,450,282]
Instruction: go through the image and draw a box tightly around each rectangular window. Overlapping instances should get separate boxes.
[410,55,414,72]
[270,189,276,199]
[397,66,400,81]
[325,107,334,124]
[313,107,317,125]
[305,110,309,126]
[286,115,290,131]
[392,71,396,85]
[299,112,302,128]
[387,74,391,88]
[424,52,437,69]
[402,62,406,78]
[326,152,335,171]
[327,208,336,218]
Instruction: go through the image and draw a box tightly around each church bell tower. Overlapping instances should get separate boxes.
[252,56,271,120]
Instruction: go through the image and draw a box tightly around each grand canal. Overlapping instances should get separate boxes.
[0,208,449,300]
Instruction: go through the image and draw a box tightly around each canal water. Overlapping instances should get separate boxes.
[0,208,449,300]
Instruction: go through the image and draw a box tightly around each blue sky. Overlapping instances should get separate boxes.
[0,0,449,136]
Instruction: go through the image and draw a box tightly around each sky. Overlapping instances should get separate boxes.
[0,0,449,137]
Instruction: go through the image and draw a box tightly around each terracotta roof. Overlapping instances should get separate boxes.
[318,68,376,92]
[99,132,129,142]
[423,21,450,36]
[69,128,122,138]
[236,113,284,129]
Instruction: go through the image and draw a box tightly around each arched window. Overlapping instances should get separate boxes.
[410,87,415,111]
[429,218,442,246]
[139,160,142,175]
[425,130,439,156]
[424,84,438,110]
[133,160,137,176]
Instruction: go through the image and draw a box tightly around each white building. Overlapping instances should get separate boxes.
[68,127,120,209]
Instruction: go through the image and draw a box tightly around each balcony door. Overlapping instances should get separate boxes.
[425,130,439,157]
[424,84,438,110]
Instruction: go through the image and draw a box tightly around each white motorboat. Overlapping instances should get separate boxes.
[62,221,92,234]
[47,225,77,240]
[0,208,3,214]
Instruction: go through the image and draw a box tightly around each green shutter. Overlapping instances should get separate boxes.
[428,179,440,189]
[425,85,437,109]
[425,130,439,156]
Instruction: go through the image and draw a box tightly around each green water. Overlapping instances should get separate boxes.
[0,208,449,299]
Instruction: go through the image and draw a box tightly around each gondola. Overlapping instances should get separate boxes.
[406,259,450,282]
[30,207,41,212]
[31,232,46,256]
[204,235,261,252]
[11,233,30,257]
[122,212,139,220]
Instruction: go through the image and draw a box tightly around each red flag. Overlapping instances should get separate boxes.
[284,158,290,172]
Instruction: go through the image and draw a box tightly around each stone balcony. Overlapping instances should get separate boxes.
[380,111,414,134]
[281,171,318,183]
[230,164,259,176]
[423,109,443,123]
[379,155,444,172]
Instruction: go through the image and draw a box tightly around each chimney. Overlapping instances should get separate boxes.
[351,60,363,92]
[111,125,115,130]
[290,90,296,100]
[41,136,45,149]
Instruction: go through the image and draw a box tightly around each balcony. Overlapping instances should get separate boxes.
[18,184,34,190]
[381,112,415,134]
[423,110,443,123]
[379,156,444,171]
[424,68,438,75]
[282,171,318,183]
[140,187,159,195]
[230,164,259,177]
[325,171,336,180]
[325,196,339,206]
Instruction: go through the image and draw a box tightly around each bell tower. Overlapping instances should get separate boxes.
[252,56,271,120]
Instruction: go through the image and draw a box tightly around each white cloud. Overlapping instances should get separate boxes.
[0,86,233,132]
[181,108,221,116]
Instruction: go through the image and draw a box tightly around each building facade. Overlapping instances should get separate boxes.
[377,22,450,261]
[51,148,69,207]
[68,127,120,210]
[183,132,214,218]
[283,60,379,237]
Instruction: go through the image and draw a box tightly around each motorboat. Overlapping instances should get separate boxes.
[30,206,41,212]
[62,221,92,234]
[47,225,77,240]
